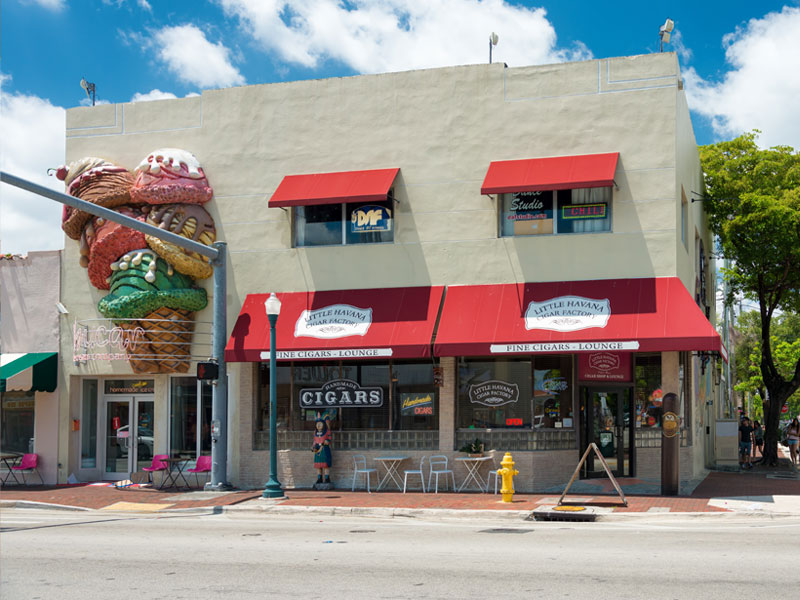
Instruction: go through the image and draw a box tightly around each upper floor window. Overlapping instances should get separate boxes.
[500,187,612,237]
[295,195,394,247]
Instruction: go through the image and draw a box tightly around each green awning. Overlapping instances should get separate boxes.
[0,353,58,393]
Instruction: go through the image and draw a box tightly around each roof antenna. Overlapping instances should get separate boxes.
[80,77,96,106]
[489,32,499,64]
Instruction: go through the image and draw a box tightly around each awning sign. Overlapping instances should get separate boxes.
[295,304,372,339]
[299,379,384,408]
[350,205,392,233]
[468,380,519,407]
[525,296,611,332]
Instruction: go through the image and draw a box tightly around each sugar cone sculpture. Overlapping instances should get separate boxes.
[54,149,216,374]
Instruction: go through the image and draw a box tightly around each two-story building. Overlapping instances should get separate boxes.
[57,52,726,491]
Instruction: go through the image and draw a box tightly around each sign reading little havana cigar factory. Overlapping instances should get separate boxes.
[295,304,372,339]
[525,295,611,332]
[299,379,384,409]
[468,380,520,407]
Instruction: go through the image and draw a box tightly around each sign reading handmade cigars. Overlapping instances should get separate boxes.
[468,380,520,407]
[299,379,384,408]
[578,352,632,382]
[400,393,435,416]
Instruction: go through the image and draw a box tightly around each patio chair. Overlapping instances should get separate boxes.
[12,453,43,485]
[403,456,427,493]
[186,455,212,488]
[141,454,168,485]
[486,459,500,494]
[351,455,378,492]
[427,455,455,493]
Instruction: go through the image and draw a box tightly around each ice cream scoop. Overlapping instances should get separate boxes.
[131,148,213,205]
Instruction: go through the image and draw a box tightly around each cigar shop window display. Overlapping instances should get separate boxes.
[500,187,612,237]
[457,357,574,430]
[294,196,394,247]
[634,354,663,428]
[257,361,438,442]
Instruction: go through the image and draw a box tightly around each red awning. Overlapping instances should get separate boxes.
[226,286,444,362]
[268,168,400,208]
[481,152,619,195]
[433,277,726,359]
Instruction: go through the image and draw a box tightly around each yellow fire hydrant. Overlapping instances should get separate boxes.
[497,452,518,503]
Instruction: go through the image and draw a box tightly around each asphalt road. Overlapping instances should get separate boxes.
[2,508,799,599]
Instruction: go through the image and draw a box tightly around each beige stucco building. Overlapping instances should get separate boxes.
[55,52,732,492]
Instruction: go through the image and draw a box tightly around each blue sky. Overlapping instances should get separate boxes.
[2,0,799,254]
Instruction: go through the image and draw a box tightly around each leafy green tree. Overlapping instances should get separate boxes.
[734,311,800,425]
[700,131,800,465]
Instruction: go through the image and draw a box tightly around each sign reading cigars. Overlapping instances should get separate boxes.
[468,380,520,407]
[299,379,383,409]
[525,295,611,332]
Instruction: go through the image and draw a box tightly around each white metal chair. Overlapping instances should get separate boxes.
[403,456,427,493]
[351,455,378,492]
[486,460,500,494]
[427,455,455,493]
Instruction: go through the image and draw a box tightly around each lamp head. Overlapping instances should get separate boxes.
[662,18,674,33]
[264,293,282,317]
[80,78,89,91]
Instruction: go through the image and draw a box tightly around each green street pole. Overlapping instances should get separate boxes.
[263,311,284,498]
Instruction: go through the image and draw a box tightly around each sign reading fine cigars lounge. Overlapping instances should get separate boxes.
[299,379,384,408]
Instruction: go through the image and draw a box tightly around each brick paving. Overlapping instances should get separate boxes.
[2,466,797,514]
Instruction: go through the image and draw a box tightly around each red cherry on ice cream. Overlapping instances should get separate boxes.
[56,166,68,180]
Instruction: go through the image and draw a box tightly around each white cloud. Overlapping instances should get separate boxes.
[152,25,246,89]
[218,0,591,74]
[0,91,65,255]
[23,0,65,11]
[683,7,800,149]
[130,89,179,102]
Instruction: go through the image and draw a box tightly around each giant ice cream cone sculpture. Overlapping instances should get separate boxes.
[55,149,216,374]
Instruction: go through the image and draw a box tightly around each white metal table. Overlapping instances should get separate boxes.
[374,456,410,491]
[455,456,493,492]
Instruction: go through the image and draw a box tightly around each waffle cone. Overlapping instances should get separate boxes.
[122,307,195,374]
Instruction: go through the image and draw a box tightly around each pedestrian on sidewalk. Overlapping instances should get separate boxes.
[752,420,764,463]
[786,418,800,466]
[739,417,754,469]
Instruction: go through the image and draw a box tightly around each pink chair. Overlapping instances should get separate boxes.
[142,454,168,485]
[186,455,212,488]
[12,453,44,485]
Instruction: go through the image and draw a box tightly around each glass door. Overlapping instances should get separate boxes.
[134,400,155,472]
[581,387,633,478]
[104,400,131,478]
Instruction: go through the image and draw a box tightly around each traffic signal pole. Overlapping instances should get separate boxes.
[1,171,231,489]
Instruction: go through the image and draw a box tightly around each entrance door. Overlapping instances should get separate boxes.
[103,398,155,479]
[581,387,633,478]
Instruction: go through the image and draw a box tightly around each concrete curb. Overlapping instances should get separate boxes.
[0,499,91,512]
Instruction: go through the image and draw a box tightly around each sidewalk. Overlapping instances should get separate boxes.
[2,462,798,519]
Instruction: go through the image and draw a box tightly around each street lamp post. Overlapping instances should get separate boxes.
[262,293,284,498]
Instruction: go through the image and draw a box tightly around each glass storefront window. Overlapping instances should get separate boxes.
[169,377,212,458]
[258,360,435,433]
[81,379,98,468]
[500,187,611,237]
[533,355,573,428]
[0,391,35,454]
[457,356,573,429]
[635,355,662,428]
[295,198,394,247]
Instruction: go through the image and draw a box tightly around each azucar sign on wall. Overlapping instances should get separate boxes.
[299,379,384,408]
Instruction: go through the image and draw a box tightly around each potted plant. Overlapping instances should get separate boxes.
[459,438,485,457]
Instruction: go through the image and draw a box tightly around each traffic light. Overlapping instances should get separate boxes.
[197,361,219,380]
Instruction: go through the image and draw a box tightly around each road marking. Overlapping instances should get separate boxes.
[100,502,174,512]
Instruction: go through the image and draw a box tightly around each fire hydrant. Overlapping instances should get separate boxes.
[497,452,518,503]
